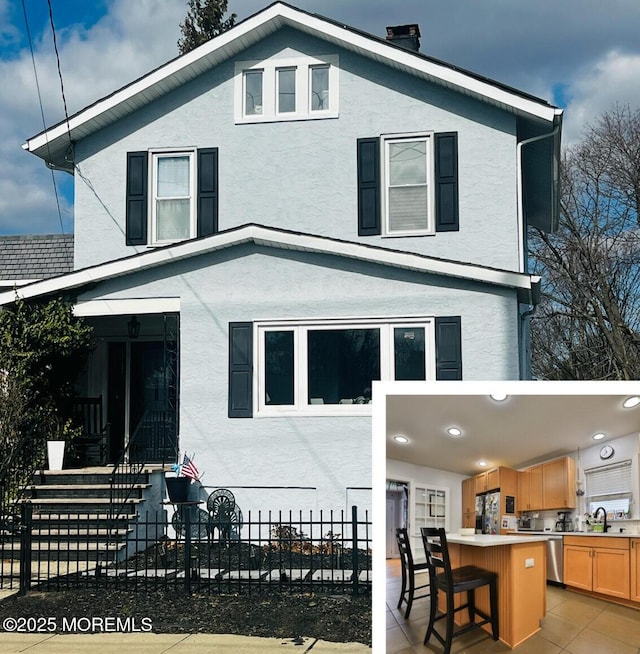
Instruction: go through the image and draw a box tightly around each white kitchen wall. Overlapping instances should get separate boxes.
[387,458,467,535]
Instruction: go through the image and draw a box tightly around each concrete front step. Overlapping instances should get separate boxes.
[24,484,150,499]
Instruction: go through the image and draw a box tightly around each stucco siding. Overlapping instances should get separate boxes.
[78,246,520,513]
[73,27,519,273]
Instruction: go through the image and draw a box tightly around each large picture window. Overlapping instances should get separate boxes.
[257,319,434,414]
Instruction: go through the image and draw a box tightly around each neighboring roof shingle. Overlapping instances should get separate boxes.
[0,234,74,280]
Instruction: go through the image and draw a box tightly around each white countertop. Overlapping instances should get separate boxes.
[447,533,551,546]
[508,530,635,538]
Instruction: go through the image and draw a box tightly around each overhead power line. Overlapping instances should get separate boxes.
[21,0,65,234]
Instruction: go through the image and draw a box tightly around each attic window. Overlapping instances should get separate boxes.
[235,54,338,124]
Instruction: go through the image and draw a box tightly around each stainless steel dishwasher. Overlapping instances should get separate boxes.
[546,535,564,584]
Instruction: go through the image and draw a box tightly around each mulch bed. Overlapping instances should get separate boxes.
[0,587,372,645]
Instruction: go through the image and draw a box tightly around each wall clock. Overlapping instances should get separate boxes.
[599,444,614,460]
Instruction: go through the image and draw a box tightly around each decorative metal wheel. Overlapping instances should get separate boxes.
[171,506,209,540]
[207,488,235,515]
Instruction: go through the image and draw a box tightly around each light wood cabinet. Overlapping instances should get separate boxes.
[518,464,543,511]
[518,457,575,512]
[543,456,576,509]
[563,536,630,600]
[474,466,514,496]
[462,477,476,528]
[631,539,640,602]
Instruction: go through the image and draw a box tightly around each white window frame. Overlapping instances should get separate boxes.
[255,317,435,416]
[149,148,196,245]
[382,132,435,237]
[234,54,339,124]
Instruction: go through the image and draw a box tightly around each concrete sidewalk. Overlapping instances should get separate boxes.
[3,633,370,653]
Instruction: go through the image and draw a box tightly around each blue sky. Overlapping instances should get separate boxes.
[2,0,640,235]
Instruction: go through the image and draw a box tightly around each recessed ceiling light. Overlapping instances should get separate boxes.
[447,427,462,437]
[478,460,488,467]
[393,435,409,444]
[490,393,508,401]
[623,396,640,409]
[592,433,606,440]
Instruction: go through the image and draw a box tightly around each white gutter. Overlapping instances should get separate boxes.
[516,114,562,272]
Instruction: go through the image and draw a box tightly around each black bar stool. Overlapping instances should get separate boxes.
[420,527,498,653]
[395,527,429,618]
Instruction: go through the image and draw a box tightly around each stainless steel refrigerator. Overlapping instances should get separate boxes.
[475,491,501,534]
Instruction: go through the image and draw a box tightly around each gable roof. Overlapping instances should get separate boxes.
[23,1,562,172]
[0,224,540,307]
[0,234,73,285]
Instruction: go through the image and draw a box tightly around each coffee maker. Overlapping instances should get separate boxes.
[555,511,573,532]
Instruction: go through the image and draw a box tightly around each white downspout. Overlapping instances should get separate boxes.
[516,116,561,379]
[516,119,561,272]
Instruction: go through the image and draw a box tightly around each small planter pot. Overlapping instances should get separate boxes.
[47,440,66,471]
[165,476,192,502]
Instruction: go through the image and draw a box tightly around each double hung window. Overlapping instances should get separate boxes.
[585,460,633,519]
[383,134,433,236]
[257,319,434,414]
[150,150,196,243]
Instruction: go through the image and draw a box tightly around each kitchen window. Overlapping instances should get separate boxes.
[235,54,338,123]
[257,318,434,414]
[585,459,633,519]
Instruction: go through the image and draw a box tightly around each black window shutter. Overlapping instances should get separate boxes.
[434,132,459,232]
[357,138,381,236]
[126,151,148,245]
[197,147,218,237]
[228,322,253,418]
[435,316,462,380]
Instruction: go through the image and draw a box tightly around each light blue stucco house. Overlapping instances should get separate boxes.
[3,3,562,514]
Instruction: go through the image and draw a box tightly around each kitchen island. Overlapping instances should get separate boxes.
[443,534,550,648]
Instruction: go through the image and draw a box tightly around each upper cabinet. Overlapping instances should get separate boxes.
[473,466,517,495]
[518,464,543,511]
[543,456,576,510]
[518,456,576,511]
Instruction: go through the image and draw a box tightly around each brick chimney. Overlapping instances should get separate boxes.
[385,24,421,52]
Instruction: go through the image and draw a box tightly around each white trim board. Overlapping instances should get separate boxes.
[24,2,561,166]
[0,224,540,307]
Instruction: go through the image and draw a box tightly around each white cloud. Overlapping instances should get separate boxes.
[0,0,184,234]
[561,50,640,146]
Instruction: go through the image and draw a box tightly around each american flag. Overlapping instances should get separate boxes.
[181,454,200,480]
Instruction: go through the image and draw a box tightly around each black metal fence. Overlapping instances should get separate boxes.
[0,504,371,596]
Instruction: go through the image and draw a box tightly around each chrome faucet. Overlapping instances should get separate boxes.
[594,506,609,533]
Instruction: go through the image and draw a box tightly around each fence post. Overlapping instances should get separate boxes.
[183,507,192,594]
[19,503,33,595]
[351,505,358,596]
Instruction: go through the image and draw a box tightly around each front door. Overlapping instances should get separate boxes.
[129,340,178,463]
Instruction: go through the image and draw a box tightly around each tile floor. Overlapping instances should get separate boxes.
[386,559,640,653]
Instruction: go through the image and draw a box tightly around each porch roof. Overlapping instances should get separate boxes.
[0,224,541,306]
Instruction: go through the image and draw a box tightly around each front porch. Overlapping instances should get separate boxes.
[74,311,180,467]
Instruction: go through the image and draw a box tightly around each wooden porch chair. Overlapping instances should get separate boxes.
[72,396,110,466]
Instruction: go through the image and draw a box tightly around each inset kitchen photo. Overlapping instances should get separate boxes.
[373,381,640,653]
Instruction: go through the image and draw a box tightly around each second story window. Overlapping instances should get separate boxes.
[235,54,338,123]
[151,150,196,244]
[384,135,433,236]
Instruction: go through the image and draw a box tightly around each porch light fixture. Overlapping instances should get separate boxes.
[623,396,640,409]
[592,433,605,440]
[393,435,409,444]
[127,315,141,339]
[447,427,462,437]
